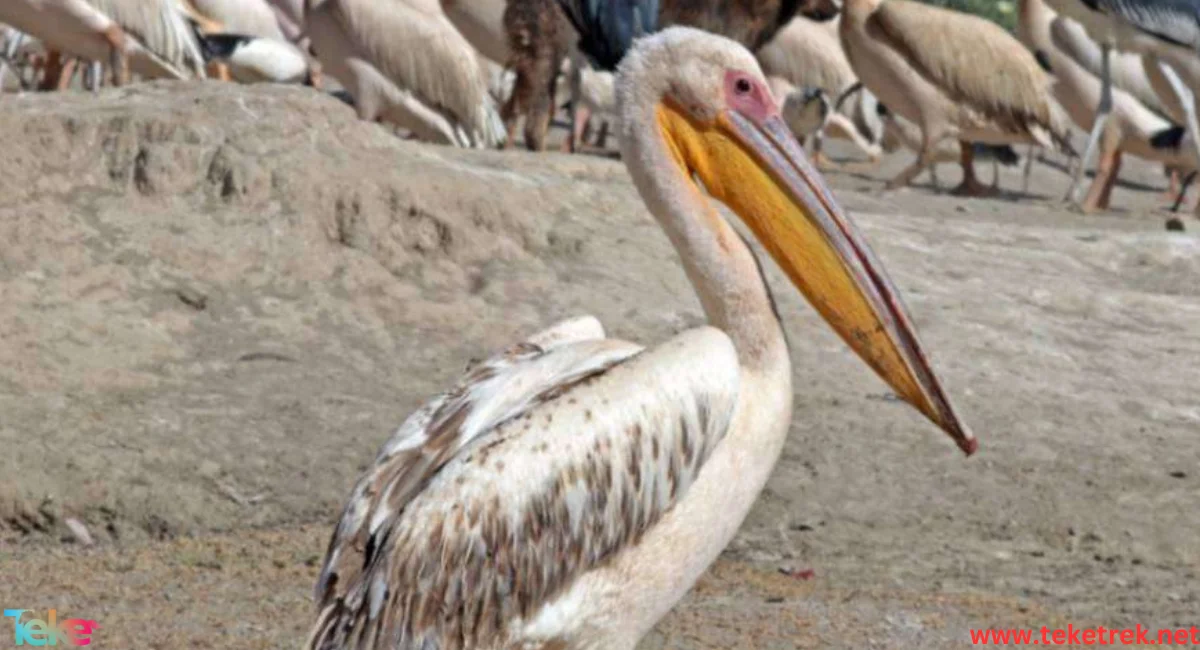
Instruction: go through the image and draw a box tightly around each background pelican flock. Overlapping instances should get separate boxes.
[2,0,1197,648]
[7,0,1200,216]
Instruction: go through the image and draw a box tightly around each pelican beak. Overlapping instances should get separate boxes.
[656,100,977,456]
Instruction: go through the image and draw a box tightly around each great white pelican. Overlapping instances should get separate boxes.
[307,26,975,650]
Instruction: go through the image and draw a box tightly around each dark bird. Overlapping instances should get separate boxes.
[558,0,839,71]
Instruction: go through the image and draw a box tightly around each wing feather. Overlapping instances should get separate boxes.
[331,0,504,146]
[90,0,205,77]
[307,325,740,650]
[757,17,855,97]
[1096,0,1200,50]
[871,0,1069,147]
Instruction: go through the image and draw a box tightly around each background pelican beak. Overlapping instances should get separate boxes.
[656,101,977,456]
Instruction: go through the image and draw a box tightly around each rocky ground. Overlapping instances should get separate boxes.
[0,83,1197,648]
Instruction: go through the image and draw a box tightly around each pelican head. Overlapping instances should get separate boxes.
[617,28,976,455]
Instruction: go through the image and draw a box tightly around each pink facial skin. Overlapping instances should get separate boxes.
[724,70,779,125]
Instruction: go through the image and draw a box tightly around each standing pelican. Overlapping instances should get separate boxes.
[305,0,505,148]
[1020,0,1195,211]
[0,0,205,85]
[1043,0,1200,208]
[840,0,1073,195]
[306,26,974,650]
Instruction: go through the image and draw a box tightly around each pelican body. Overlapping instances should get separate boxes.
[1044,0,1200,207]
[1022,0,1195,211]
[306,27,974,650]
[305,0,505,148]
[840,0,1073,195]
[0,0,205,84]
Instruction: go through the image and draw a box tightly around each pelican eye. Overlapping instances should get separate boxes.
[734,78,752,94]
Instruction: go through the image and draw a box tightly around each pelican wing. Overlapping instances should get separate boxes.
[870,0,1065,144]
[757,17,854,98]
[90,0,206,77]
[307,323,740,650]
[329,0,504,146]
[189,0,287,40]
[1092,0,1200,50]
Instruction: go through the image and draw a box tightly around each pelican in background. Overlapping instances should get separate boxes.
[441,0,509,65]
[840,0,1074,195]
[1043,0,1200,208]
[305,0,505,148]
[1019,0,1196,211]
[306,26,975,650]
[0,0,205,86]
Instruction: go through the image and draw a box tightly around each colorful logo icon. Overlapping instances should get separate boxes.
[3,610,97,646]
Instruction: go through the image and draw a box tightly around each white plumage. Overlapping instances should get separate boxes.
[305,27,974,650]
[191,0,287,40]
[306,0,505,147]
[204,35,309,83]
[0,0,205,81]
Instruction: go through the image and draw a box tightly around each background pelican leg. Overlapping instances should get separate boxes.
[1068,44,1113,205]
[565,53,585,153]
[953,140,994,196]
[1081,129,1122,213]
[1023,145,1036,193]
[1173,170,1198,212]
[1157,62,1200,179]
[86,61,103,93]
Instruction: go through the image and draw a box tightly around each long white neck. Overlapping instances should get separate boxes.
[619,95,795,503]
[603,100,797,645]
[621,108,791,378]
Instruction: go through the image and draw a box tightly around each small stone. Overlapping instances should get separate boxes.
[779,566,815,580]
[176,287,208,310]
[64,518,94,547]
[1169,470,1187,479]
[198,460,222,479]
[1165,217,1185,232]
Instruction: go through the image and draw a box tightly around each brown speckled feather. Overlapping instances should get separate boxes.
[870,0,1072,149]
[307,319,741,649]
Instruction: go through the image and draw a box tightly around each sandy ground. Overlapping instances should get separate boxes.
[0,83,1197,648]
